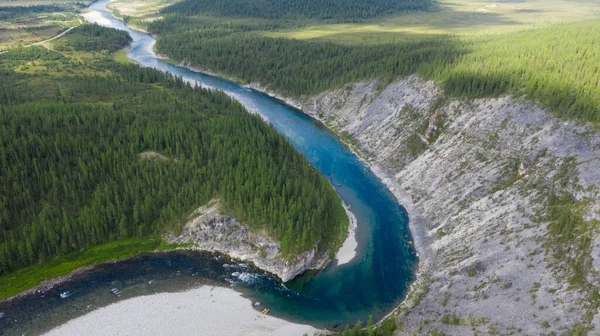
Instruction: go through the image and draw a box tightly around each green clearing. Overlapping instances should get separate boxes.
[0,238,177,300]
[0,0,86,51]
[107,0,178,20]
[106,0,181,30]
[113,48,129,64]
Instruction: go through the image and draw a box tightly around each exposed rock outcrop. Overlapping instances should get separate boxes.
[168,200,329,282]
[292,75,600,335]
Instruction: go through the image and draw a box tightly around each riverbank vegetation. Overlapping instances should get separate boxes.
[147,0,600,124]
[0,25,348,294]
[0,238,176,300]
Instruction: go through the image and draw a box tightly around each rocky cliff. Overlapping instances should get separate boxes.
[293,76,600,335]
[168,200,330,282]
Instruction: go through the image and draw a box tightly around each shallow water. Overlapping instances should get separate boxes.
[0,3,418,334]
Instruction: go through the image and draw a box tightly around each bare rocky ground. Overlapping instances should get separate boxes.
[168,199,330,282]
[294,76,600,335]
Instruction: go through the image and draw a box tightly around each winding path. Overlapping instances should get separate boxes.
[0,26,74,54]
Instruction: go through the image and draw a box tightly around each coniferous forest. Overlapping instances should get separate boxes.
[151,13,600,124]
[162,0,433,21]
[0,25,348,277]
[54,23,132,52]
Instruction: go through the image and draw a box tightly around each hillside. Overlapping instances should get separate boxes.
[296,76,600,334]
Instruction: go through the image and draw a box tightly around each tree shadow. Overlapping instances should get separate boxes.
[422,2,521,31]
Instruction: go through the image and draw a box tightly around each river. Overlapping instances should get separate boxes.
[0,1,418,334]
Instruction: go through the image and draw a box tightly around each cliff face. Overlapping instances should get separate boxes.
[168,200,329,282]
[296,76,600,334]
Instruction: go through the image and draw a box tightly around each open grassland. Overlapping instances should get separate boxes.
[0,0,86,51]
[108,0,177,19]
[262,0,600,44]
[106,0,180,30]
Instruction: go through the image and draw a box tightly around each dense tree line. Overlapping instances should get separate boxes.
[0,30,348,275]
[162,0,433,21]
[151,20,600,123]
[429,23,600,123]
[0,5,62,19]
[55,24,132,52]
[0,45,62,61]
[153,29,463,96]
[0,1,89,20]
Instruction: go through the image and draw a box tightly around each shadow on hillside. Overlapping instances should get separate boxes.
[423,2,521,31]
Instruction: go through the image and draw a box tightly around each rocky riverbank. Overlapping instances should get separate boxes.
[168,199,334,282]
[256,75,599,335]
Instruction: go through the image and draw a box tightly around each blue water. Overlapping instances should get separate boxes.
[0,3,417,334]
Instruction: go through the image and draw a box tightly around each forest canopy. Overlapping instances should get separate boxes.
[0,26,348,277]
[150,19,600,124]
[54,23,132,52]
[161,0,434,21]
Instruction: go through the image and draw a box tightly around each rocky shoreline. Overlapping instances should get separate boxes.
[168,199,336,282]
[221,75,599,334]
[290,76,600,334]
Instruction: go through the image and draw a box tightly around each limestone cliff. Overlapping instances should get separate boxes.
[293,76,600,334]
[168,200,329,282]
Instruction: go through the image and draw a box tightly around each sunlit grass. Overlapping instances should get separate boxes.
[0,238,180,300]
[108,0,180,20]
[113,48,129,64]
[260,0,600,45]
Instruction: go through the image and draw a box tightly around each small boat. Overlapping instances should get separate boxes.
[60,291,72,299]
[110,288,122,296]
[261,308,270,315]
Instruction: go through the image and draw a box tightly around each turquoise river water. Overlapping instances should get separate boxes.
[0,2,418,334]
